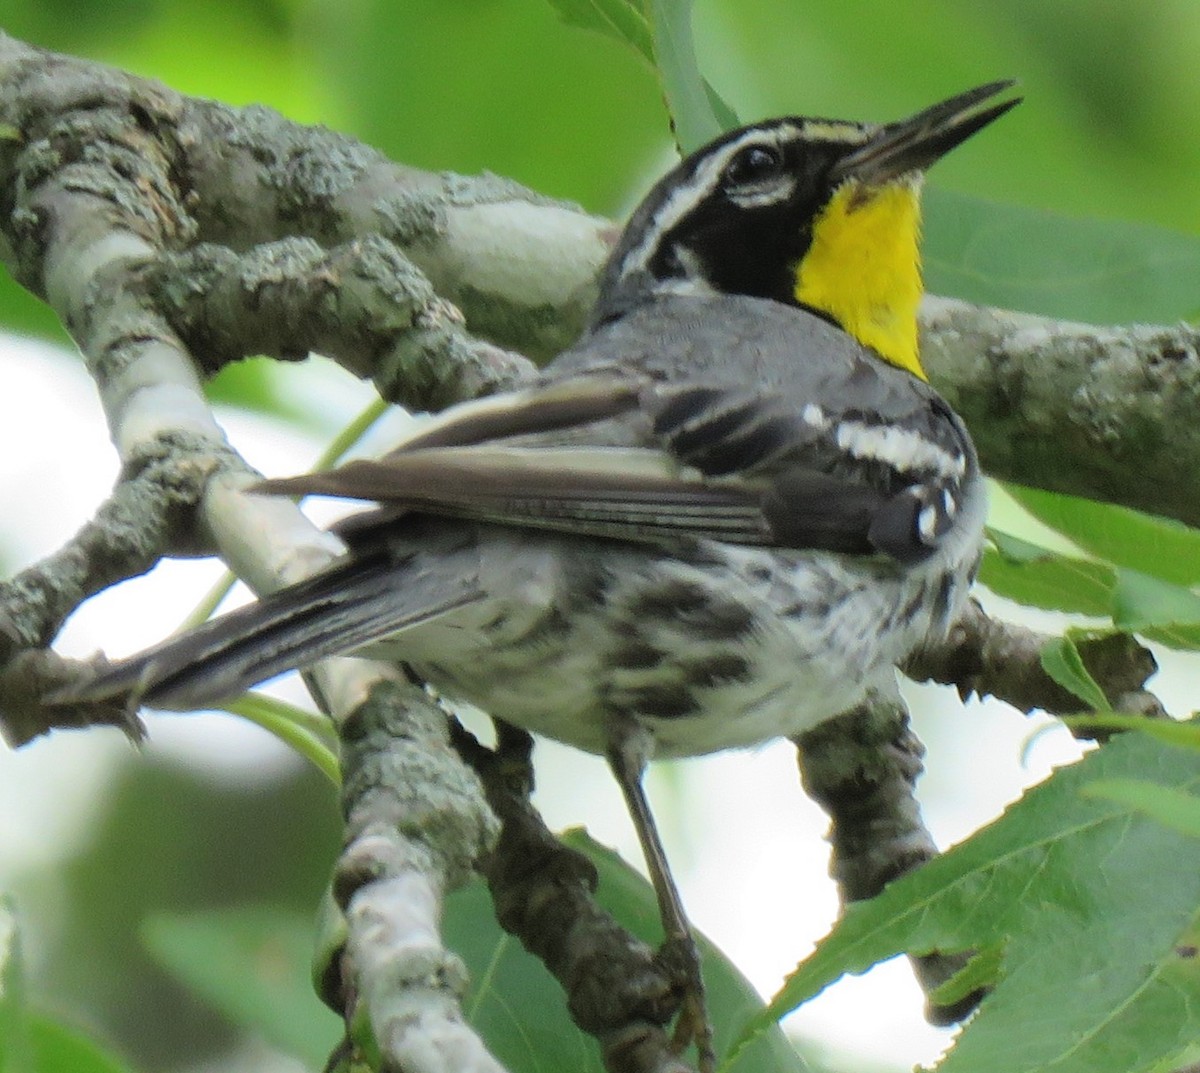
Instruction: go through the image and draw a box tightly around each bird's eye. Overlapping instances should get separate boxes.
[724,144,784,187]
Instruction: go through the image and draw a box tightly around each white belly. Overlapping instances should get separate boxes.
[406,530,977,759]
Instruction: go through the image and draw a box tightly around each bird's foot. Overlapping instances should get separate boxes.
[657,934,716,1073]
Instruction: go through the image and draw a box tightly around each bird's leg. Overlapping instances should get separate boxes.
[607,722,716,1073]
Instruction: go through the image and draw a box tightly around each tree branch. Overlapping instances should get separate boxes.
[795,696,982,1026]
[904,598,1164,721]
[455,722,695,1073]
[922,296,1200,527]
[147,239,535,409]
[323,675,505,1073]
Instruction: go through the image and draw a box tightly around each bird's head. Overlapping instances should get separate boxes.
[598,81,1020,379]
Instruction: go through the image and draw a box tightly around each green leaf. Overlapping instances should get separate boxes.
[142,907,341,1069]
[979,530,1115,616]
[1004,487,1200,588]
[219,694,341,787]
[1039,634,1110,710]
[1140,623,1200,652]
[0,271,73,347]
[925,189,1200,324]
[1113,569,1200,650]
[702,78,740,133]
[327,0,666,218]
[735,732,1200,1073]
[1060,714,1200,753]
[443,830,808,1073]
[927,943,1005,1008]
[1084,780,1200,838]
[545,0,655,65]
[649,0,733,150]
[548,0,743,185]
[985,528,1073,566]
[26,1017,134,1073]
[1151,1041,1200,1073]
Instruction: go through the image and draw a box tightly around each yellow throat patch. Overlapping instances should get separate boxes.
[793,180,926,380]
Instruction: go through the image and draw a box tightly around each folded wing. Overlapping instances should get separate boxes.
[258,372,950,561]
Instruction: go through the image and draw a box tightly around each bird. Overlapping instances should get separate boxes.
[56,82,1017,1070]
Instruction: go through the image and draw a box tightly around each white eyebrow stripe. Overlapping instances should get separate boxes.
[616,126,801,277]
[798,120,874,143]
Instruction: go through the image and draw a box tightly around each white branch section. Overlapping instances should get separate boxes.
[425,199,612,310]
[345,868,505,1073]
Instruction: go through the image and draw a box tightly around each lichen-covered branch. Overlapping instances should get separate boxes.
[795,696,982,1026]
[0,33,608,364]
[0,436,239,745]
[922,296,1200,527]
[148,239,535,409]
[322,675,505,1073]
[454,722,695,1073]
[903,598,1164,721]
[0,30,537,1069]
[0,437,228,662]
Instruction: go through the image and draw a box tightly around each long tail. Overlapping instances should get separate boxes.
[53,547,483,712]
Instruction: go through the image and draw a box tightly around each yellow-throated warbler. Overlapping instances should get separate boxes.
[62,82,1018,1069]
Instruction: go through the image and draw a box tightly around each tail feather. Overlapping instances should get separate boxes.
[53,549,484,712]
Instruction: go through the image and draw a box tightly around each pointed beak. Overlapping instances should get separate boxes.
[830,80,1021,186]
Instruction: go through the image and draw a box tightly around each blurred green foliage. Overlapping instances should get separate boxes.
[7,0,1200,228]
[9,757,341,1071]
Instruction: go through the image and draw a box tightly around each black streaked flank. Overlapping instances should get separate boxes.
[686,599,758,641]
[897,580,929,627]
[629,578,711,620]
[610,640,667,670]
[626,578,757,641]
[503,606,572,650]
[684,654,752,689]
[625,683,699,720]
